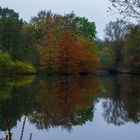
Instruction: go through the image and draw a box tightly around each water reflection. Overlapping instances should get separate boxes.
[0,75,139,139]
[30,76,99,130]
[100,75,140,125]
[0,76,38,140]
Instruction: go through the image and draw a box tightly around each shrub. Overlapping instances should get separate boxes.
[12,61,36,74]
[0,50,13,74]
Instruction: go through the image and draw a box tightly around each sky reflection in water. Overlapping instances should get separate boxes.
[0,75,139,140]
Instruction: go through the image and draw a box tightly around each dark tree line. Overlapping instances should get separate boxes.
[98,19,140,73]
[0,6,140,74]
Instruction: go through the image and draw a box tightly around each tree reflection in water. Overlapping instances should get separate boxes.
[0,76,37,140]
[29,76,99,131]
[100,75,140,126]
[0,75,139,139]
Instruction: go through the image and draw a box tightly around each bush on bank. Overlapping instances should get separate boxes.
[0,50,36,74]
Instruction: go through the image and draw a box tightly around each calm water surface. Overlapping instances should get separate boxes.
[0,75,139,140]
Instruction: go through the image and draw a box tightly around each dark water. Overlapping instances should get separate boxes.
[0,75,139,140]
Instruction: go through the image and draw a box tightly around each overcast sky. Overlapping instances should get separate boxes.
[0,0,118,38]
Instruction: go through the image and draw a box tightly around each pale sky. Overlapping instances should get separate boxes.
[0,0,118,38]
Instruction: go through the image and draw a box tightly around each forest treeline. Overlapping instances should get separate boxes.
[0,7,139,74]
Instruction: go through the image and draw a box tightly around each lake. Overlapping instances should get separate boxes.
[0,75,139,140]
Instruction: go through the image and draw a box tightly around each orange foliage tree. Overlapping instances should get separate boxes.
[57,32,99,73]
[33,11,99,73]
[39,30,59,72]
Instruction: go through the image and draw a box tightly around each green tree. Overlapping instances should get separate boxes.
[0,7,19,20]
[0,50,13,74]
[0,7,23,59]
[98,42,115,70]
[17,23,39,66]
[74,17,96,40]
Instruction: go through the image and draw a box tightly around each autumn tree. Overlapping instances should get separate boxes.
[31,11,76,40]
[35,11,99,73]
[76,37,100,72]
[39,28,61,72]
[32,11,76,72]
[57,32,99,73]
[57,32,75,73]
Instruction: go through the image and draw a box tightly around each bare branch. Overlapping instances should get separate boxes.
[109,0,140,21]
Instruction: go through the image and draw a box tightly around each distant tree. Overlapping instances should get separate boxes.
[98,42,115,70]
[124,25,140,72]
[31,10,55,40]
[21,23,36,46]
[31,10,96,41]
[0,7,23,59]
[104,19,129,71]
[19,23,39,66]
[109,0,140,21]
[31,11,76,40]
[0,7,19,20]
